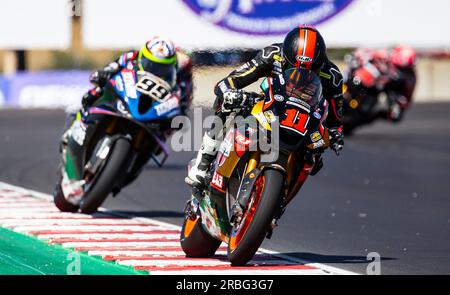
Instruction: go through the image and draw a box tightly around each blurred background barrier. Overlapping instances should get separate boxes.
[0,0,449,108]
[192,60,450,107]
[1,59,449,109]
[0,1,70,50]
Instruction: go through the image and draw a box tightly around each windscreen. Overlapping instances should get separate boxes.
[284,68,323,109]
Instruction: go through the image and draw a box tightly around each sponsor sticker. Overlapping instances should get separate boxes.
[264,110,277,123]
[218,129,234,167]
[297,55,313,63]
[288,97,311,110]
[312,139,325,149]
[122,70,137,99]
[211,171,224,190]
[310,131,322,143]
[273,54,283,62]
[274,94,284,102]
[115,75,124,92]
[154,96,179,116]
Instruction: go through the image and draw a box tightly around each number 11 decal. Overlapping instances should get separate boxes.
[280,108,309,135]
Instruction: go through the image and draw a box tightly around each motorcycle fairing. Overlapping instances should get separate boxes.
[112,69,181,122]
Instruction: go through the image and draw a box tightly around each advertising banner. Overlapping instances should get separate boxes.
[1,71,90,110]
[83,0,450,50]
[179,0,354,35]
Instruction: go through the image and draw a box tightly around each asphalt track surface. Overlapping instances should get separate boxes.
[0,103,449,275]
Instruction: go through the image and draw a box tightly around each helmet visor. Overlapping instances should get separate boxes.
[139,57,176,87]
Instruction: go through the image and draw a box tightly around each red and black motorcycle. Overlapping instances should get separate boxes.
[343,64,412,134]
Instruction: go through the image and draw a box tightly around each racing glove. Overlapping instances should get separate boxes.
[89,70,113,87]
[329,127,344,155]
[81,87,103,113]
[221,89,249,113]
[221,90,260,113]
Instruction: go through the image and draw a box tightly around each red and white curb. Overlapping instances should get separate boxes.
[0,181,357,275]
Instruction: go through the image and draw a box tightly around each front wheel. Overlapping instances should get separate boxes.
[79,138,131,214]
[180,214,222,258]
[53,167,79,213]
[227,169,284,266]
[53,180,79,213]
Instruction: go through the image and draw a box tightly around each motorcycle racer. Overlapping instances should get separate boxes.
[82,36,193,116]
[186,25,345,188]
[345,45,417,122]
[385,46,417,121]
[61,37,193,146]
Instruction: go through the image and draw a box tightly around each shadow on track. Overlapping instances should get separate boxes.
[144,163,189,171]
[283,252,396,264]
[111,210,185,218]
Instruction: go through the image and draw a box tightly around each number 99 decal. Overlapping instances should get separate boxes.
[136,74,171,102]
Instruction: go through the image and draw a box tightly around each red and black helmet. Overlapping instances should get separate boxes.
[283,25,326,70]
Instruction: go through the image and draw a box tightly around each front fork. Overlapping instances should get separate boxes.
[229,151,289,239]
[184,196,200,221]
[285,151,318,206]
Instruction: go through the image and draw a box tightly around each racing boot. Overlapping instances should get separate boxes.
[185,133,220,188]
[388,102,402,122]
[388,95,408,123]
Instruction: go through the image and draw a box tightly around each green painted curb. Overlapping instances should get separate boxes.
[0,227,146,275]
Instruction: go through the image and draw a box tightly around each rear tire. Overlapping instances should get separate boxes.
[180,215,222,258]
[80,138,131,214]
[227,169,284,266]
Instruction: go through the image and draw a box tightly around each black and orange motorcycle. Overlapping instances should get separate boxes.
[180,68,334,266]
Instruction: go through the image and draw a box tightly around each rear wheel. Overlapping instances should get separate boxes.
[227,169,284,266]
[79,138,131,214]
[180,215,222,258]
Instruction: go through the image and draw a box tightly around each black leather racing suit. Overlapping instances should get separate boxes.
[212,43,345,132]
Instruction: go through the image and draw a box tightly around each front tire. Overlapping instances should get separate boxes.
[79,138,131,214]
[53,180,79,213]
[53,165,79,212]
[180,215,222,258]
[227,169,284,266]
